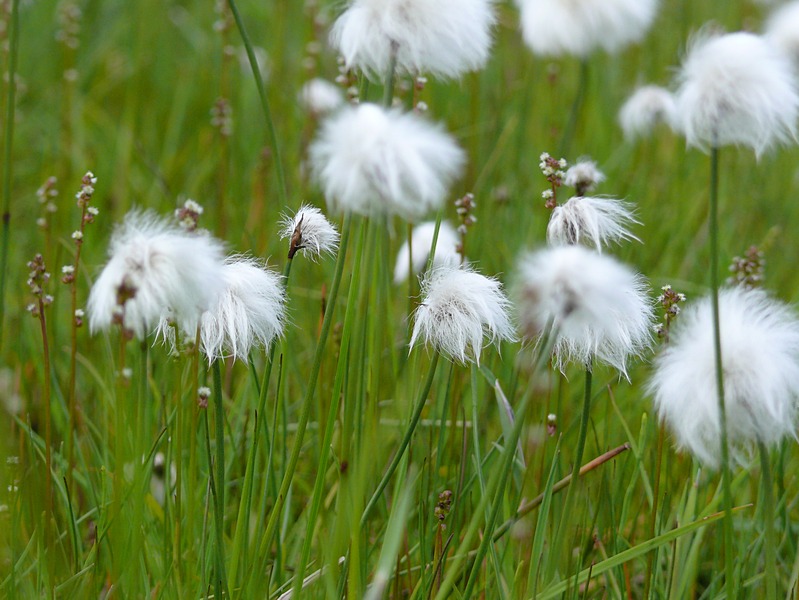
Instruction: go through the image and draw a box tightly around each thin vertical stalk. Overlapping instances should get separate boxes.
[0,0,20,348]
[36,298,54,587]
[360,352,440,529]
[709,145,735,598]
[547,363,592,583]
[226,0,287,206]
[211,360,230,600]
[758,440,777,600]
[382,45,398,107]
[557,59,588,158]
[256,214,353,559]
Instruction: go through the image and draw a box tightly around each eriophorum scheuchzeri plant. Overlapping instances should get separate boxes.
[671,29,799,593]
[514,244,654,582]
[649,286,799,600]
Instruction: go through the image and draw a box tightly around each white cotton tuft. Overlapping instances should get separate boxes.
[563,160,606,195]
[87,210,226,339]
[674,30,799,156]
[547,196,640,252]
[280,204,340,261]
[618,85,678,140]
[309,103,465,221]
[648,287,799,468]
[765,1,799,66]
[299,78,344,115]
[330,0,496,80]
[515,245,654,376]
[410,265,515,364]
[199,257,286,364]
[515,0,659,57]
[393,221,460,284]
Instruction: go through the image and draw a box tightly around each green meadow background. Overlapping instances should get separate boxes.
[2,0,799,597]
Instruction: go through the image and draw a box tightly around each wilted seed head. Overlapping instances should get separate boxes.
[649,287,799,468]
[279,204,339,260]
[516,0,659,58]
[727,245,765,290]
[564,160,605,196]
[546,196,640,252]
[309,103,465,221]
[410,265,516,364]
[618,85,678,140]
[393,221,460,284]
[197,386,211,409]
[674,30,799,156]
[515,245,654,376]
[198,256,286,364]
[330,0,496,80]
[87,210,226,339]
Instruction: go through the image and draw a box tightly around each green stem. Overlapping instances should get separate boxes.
[758,440,777,600]
[710,145,735,597]
[382,44,398,107]
[360,352,440,530]
[547,363,592,583]
[557,59,588,158]
[212,360,230,599]
[256,214,353,559]
[226,0,288,206]
[0,0,20,350]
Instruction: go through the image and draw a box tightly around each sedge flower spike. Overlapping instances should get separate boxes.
[547,196,640,252]
[330,0,496,80]
[766,1,799,66]
[674,30,799,156]
[618,85,677,140]
[87,210,226,339]
[393,221,460,283]
[516,0,659,57]
[649,287,799,468]
[309,103,465,221]
[199,257,286,364]
[515,245,654,376]
[410,265,515,364]
[280,204,339,261]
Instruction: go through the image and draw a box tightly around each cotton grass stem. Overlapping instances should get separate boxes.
[0,0,20,349]
[257,214,352,561]
[710,145,735,597]
[226,0,287,206]
[361,352,439,529]
[211,359,230,600]
[758,440,777,600]
[557,59,588,157]
[547,362,592,583]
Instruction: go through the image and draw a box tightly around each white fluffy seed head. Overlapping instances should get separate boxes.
[765,1,799,66]
[516,0,659,57]
[674,30,799,156]
[279,204,340,261]
[330,0,496,80]
[87,210,226,339]
[515,245,654,376]
[547,196,640,252]
[393,221,460,284]
[309,103,465,221]
[618,85,678,140]
[199,257,286,364]
[299,78,344,115]
[649,287,799,468]
[563,160,606,195]
[410,265,515,364]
